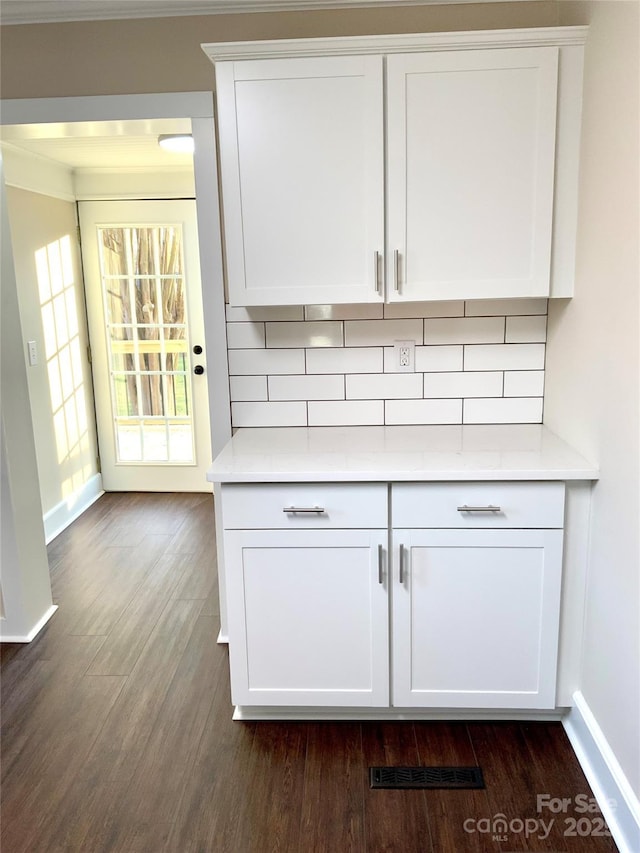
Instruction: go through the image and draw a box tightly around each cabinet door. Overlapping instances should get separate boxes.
[225,528,389,707]
[216,56,384,306]
[387,47,558,302]
[391,528,563,709]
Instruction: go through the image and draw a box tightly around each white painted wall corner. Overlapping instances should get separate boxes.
[563,691,640,853]
[43,473,104,544]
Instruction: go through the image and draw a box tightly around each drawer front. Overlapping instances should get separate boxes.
[222,483,387,529]
[392,482,565,529]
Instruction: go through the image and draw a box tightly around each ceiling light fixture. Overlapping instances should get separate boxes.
[158,133,194,154]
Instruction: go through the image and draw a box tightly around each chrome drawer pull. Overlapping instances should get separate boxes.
[283,506,325,514]
[378,544,384,585]
[399,544,405,585]
[374,250,381,294]
[457,505,502,513]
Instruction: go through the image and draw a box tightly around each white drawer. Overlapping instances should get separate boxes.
[392,482,565,529]
[221,483,387,529]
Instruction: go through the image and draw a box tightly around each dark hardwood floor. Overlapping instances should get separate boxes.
[1,493,618,852]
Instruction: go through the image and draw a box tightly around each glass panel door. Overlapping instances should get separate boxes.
[79,199,211,492]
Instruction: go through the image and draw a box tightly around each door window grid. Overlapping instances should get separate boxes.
[97,225,195,463]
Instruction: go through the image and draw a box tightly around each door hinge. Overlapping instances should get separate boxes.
[96,455,102,473]
[76,224,82,246]
[86,344,92,364]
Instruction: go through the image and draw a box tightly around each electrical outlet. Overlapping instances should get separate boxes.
[394,340,415,372]
[27,340,38,366]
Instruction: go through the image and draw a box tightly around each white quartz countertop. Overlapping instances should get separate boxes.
[207,425,598,483]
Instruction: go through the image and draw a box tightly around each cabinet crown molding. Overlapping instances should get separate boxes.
[202,26,588,63]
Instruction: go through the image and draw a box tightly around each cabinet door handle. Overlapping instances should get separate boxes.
[457,505,502,513]
[398,544,405,585]
[377,544,384,585]
[374,250,381,294]
[283,506,325,514]
[393,249,400,293]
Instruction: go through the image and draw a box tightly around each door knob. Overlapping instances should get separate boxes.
[194,365,205,375]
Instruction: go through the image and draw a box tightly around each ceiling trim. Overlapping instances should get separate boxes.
[1,0,526,26]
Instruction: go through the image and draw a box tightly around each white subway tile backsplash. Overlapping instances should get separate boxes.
[226,305,304,322]
[463,397,543,424]
[414,345,464,373]
[308,400,384,426]
[225,321,265,349]
[232,401,307,427]
[346,373,423,400]
[305,304,383,321]
[504,370,545,397]
[344,319,423,347]
[384,301,464,319]
[226,300,547,429]
[425,316,505,345]
[307,347,383,374]
[385,399,462,425]
[465,298,548,316]
[229,375,268,402]
[266,321,343,349]
[423,371,503,399]
[269,374,344,401]
[505,315,548,343]
[464,344,546,371]
[228,348,305,376]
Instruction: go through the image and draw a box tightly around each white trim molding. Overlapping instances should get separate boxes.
[73,167,195,201]
[0,604,58,643]
[43,474,104,544]
[563,691,640,853]
[0,143,75,201]
[202,26,589,63]
[1,0,532,27]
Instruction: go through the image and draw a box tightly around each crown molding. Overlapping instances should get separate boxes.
[1,0,528,26]
[202,25,589,62]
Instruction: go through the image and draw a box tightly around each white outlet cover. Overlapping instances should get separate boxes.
[393,340,415,373]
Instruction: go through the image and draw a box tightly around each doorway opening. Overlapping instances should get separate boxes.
[1,93,230,541]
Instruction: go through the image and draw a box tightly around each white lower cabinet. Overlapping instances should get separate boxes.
[224,528,389,707]
[222,481,565,713]
[391,529,564,710]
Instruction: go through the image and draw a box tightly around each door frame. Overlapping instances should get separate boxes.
[0,92,231,463]
[1,92,232,640]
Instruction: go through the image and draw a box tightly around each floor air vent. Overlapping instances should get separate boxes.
[369,766,484,789]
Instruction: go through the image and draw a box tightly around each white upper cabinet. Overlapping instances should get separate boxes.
[386,47,558,302]
[215,56,384,306]
[205,29,586,306]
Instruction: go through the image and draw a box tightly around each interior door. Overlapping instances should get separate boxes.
[79,199,211,492]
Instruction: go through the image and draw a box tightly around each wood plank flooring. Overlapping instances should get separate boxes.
[1,493,618,852]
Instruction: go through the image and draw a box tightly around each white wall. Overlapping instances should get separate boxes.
[546,0,640,800]
[0,155,56,640]
[5,186,100,524]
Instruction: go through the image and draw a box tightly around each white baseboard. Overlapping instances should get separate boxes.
[0,603,58,642]
[563,691,640,853]
[43,474,104,544]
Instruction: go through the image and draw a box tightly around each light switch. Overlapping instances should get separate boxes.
[27,340,38,366]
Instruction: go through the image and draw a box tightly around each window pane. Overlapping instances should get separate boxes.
[117,423,142,461]
[142,422,168,461]
[113,374,139,417]
[106,279,132,324]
